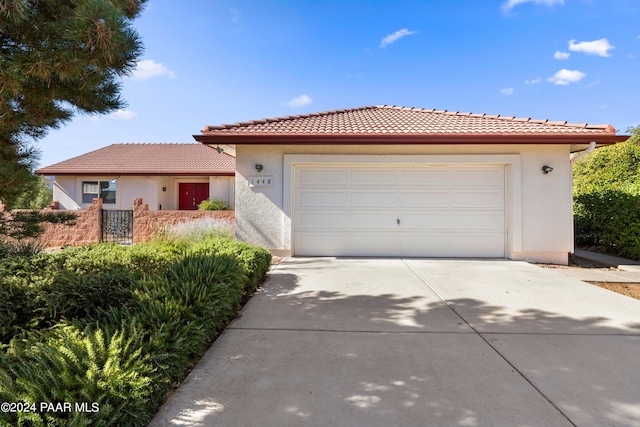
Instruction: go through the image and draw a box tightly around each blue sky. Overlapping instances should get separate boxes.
[37,0,640,168]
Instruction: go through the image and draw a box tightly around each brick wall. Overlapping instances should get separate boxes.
[37,198,235,248]
[39,198,103,247]
[132,198,235,243]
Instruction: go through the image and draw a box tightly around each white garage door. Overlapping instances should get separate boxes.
[293,165,505,257]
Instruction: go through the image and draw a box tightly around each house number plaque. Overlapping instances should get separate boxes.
[248,176,273,188]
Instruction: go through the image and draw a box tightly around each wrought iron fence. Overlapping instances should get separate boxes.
[101,209,133,244]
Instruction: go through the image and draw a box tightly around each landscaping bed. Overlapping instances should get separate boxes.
[539,256,640,302]
[0,222,271,426]
[589,282,640,301]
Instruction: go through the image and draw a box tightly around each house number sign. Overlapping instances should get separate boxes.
[248,176,273,188]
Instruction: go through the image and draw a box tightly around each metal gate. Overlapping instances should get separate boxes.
[101,210,133,244]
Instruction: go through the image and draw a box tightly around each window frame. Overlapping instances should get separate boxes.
[81,179,117,204]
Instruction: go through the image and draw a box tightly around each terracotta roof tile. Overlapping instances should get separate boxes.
[36,144,235,176]
[200,105,622,137]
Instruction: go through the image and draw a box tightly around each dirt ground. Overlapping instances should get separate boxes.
[589,282,640,301]
[540,256,640,302]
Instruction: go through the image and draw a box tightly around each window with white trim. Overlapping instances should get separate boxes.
[82,180,116,204]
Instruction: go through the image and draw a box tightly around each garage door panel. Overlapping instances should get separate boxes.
[350,191,397,207]
[399,191,449,208]
[451,213,504,230]
[298,169,346,186]
[399,170,449,186]
[400,213,450,229]
[451,191,504,208]
[299,191,346,208]
[349,212,397,229]
[350,169,397,186]
[449,169,503,186]
[350,233,399,255]
[295,232,350,256]
[298,212,347,229]
[448,234,504,257]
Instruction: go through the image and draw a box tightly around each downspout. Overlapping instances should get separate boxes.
[569,141,597,258]
[571,141,596,164]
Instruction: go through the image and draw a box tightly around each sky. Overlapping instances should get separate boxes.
[36,0,640,169]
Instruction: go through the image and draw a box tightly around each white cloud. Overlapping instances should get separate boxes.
[502,0,564,11]
[554,51,570,60]
[501,88,514,95]
[131,60,176,80]
[547,69,586,85]
[380,28,417,48]
[286,94,312,108]
[109,109,137,120]
[568,38,614,57]
[525,77,542,84]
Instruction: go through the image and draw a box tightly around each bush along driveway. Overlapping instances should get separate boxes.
[0,235,271,427]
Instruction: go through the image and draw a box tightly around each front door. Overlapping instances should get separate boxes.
[179,183,209,210]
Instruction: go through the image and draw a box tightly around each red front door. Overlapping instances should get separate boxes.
[179,183,209,210]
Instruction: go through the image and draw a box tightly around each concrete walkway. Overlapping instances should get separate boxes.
[149,258,640,427]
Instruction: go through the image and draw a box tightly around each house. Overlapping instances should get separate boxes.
[36,143,235,211]
[194,105,627,264]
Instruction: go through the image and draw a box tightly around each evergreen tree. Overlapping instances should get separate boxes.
[0,0,147,208]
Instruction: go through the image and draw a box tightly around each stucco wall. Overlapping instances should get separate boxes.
[234,144,572,264]
[51,175,234,211]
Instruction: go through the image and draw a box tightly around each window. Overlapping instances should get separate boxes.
[82,180,116,204]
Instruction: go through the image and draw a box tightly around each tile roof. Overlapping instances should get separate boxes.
[36,144,235,176]
[196,105,626,145]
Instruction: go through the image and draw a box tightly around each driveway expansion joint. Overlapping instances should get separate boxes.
[401,258,578,427]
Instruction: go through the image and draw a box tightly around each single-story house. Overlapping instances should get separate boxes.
[194,105,628,264]
[36,143,235,211]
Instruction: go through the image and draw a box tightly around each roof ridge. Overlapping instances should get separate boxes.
[374,105,615,131]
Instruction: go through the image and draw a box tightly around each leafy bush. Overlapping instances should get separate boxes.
[0,323,157,427]
[198,198,228,210]
[0,236,272,426]
[189,237,272,295]
[573,127,640,259]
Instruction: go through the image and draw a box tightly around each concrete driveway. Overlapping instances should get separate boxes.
[150,258,640,427]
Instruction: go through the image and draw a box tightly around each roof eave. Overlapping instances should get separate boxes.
[35,171,235,177]
[194,133,629,145]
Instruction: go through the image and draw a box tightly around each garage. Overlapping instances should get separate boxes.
[196,105,627,264]
[293,164,505,257]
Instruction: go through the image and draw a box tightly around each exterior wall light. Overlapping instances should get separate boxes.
[215,145,224,154]
[542,165,554,174]
[255,164,263,172]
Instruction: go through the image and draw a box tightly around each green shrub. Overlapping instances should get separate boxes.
[198,198,228,210]
[573,128,640,259]
[0,235,271,426]
[190,237,272,295]
[0,323,157,427]
[39,269,137,323]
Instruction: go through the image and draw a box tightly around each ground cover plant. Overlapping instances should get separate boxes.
[0,221,271,426]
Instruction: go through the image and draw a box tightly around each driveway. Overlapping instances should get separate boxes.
[150,258,640,427]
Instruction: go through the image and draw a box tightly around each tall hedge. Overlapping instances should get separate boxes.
[573,126,640,259]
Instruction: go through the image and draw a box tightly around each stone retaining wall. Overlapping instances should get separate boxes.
[37,198,235,248]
